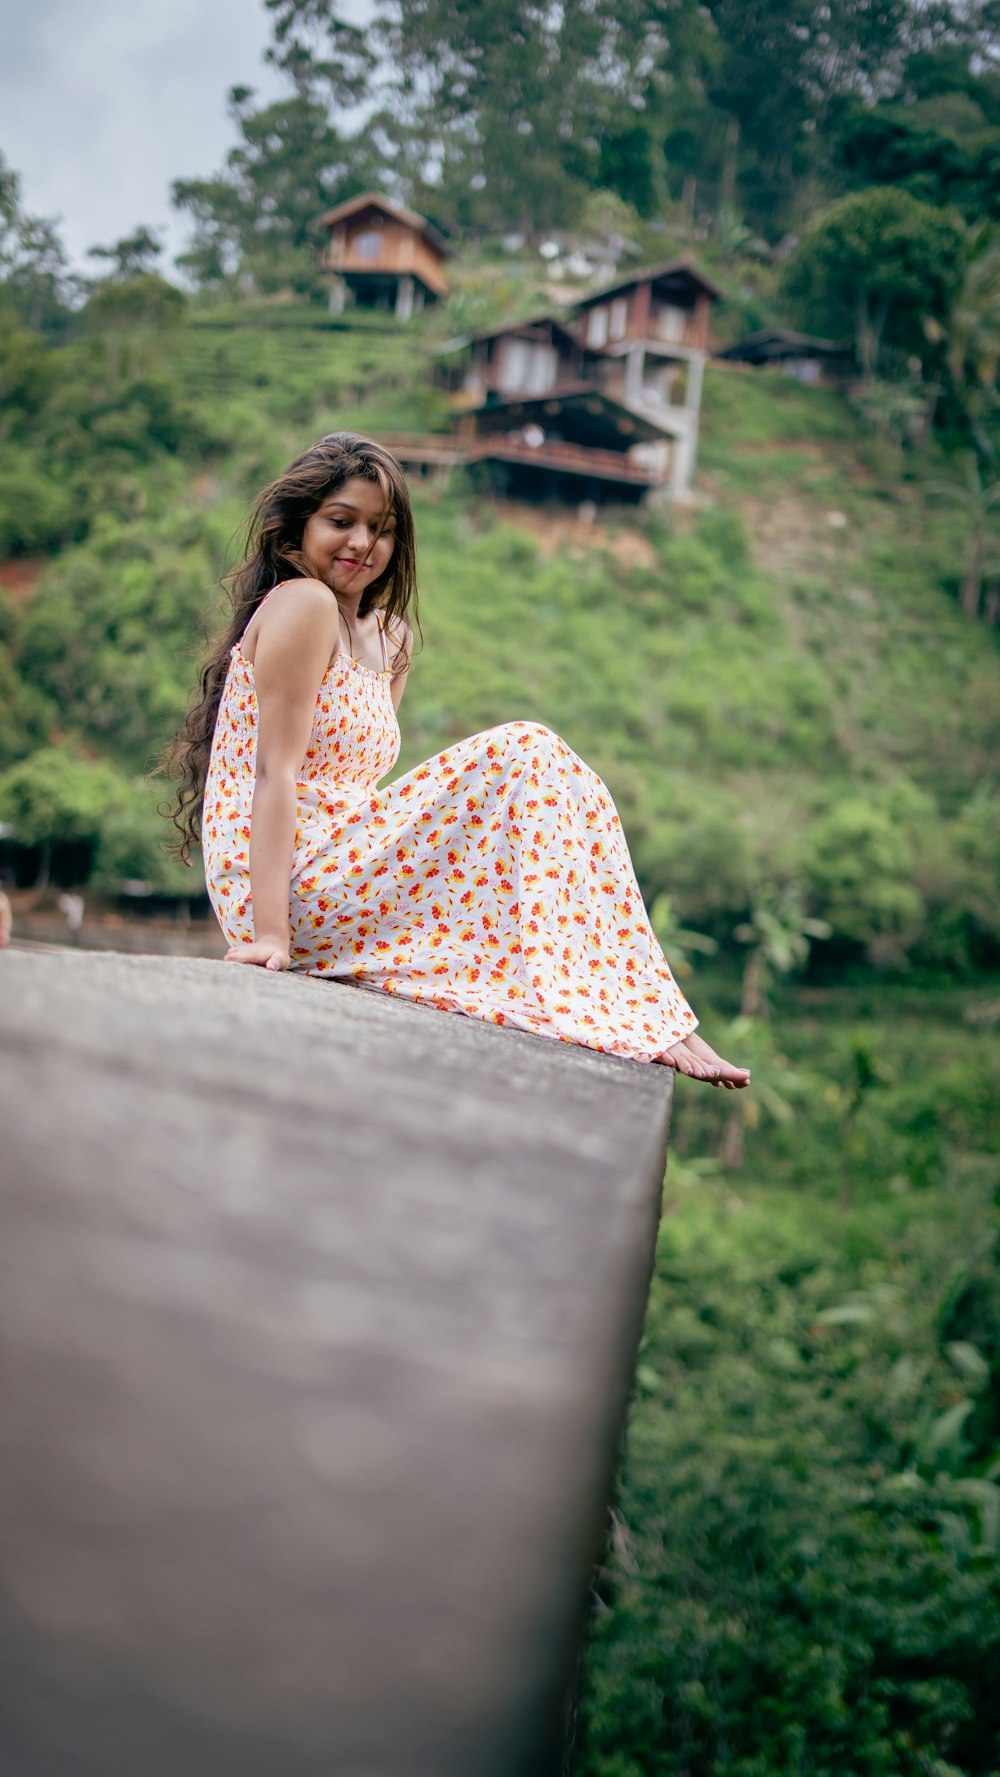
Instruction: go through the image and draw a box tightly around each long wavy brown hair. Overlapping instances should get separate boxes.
[164,433,418,863]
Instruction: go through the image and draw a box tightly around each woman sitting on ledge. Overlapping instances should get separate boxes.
[167,434,749,1087]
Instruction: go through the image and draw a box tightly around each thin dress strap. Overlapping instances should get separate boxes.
[377,610,389,673]
[240,585,277,647]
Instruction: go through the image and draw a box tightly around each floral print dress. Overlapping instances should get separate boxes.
[203,618,698,1063]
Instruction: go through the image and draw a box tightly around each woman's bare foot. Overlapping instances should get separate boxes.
[659,1030,750,1088]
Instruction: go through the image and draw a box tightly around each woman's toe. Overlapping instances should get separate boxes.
[666,1041,697,1075]
[667,1040,728,1080]
[687,1036,750,1085]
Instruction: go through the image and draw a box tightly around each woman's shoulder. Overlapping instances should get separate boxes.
[243,578,339,667]
[254,577,340,640]
[266,577,336,615]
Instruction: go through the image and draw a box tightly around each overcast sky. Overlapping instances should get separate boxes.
[0,0,367,273]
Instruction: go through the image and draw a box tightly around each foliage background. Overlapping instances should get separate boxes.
[1,0,999,1768]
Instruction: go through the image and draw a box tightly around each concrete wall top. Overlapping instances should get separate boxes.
[0,948,675,1776]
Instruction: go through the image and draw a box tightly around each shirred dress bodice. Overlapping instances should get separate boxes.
[205,641,400,807]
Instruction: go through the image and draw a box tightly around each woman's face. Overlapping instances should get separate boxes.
[300,475,396,596]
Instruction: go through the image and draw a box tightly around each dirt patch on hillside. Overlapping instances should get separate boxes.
[730,438,829,458]
[0,559,44,602]
[739,495,848,579]
[491,500,660,569]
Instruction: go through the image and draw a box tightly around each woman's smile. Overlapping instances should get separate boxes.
[301,475,397,593]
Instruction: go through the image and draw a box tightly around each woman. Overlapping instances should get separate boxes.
[169,434,749,1087]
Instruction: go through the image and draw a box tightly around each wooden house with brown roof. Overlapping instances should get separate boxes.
[379,392,670,504]
[436,315,591,405]
[569,258,722,496]
[424,256,722,500]
[572,258,719,356]
[457,388,672,503]
[316,193,450,320]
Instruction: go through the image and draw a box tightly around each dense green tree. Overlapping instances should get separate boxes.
[703,0,906,163]
[648,2,1000,235]
[0,744,129,886]
[0,150,74,332]
[803,780,935,965]
[91,782,203,895]
[836,102,984,212]
[781,186,963,376]
[173,87,372,295]
[370,0,624,232]
[87,225,163,281]
[0,625,54,772]
[0,309,54,421]
[83,273,187,332]
[263,0,375,106]
[0,460,80,556]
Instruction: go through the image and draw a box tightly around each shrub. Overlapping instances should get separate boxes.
[0,744,129,850]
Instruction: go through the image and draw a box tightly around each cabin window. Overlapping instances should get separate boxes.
[609,297,628,341]
[586,306,609,348]
[657,304,686,343]
[354,230,383,260]
[498,340,558,394]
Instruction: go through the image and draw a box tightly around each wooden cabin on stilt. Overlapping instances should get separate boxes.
[417,258,721,503]
[317,193,450,321]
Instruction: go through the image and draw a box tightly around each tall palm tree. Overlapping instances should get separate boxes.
[926,221,1000,462]
[945,223,1000,396]
[924,458,1000,621]
[718,887,829,1170]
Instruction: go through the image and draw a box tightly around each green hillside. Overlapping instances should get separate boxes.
[3,313,997,974]
[1,305,999,1771]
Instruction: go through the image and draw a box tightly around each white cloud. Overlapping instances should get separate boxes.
[0,0,284,270]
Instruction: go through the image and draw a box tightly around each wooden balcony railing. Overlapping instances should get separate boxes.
[377,431,665,486]
[468,433,660,484]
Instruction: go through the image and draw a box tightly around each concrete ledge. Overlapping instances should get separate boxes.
[0,949,675,1776]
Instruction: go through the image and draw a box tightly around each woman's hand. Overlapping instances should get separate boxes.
[224,936,291,972]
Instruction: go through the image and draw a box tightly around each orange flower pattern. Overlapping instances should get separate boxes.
[203,637,698,1062]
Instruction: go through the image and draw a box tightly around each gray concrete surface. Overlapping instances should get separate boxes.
[0,948,675,1777]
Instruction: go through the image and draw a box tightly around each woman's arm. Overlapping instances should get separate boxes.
[226,580,340,970]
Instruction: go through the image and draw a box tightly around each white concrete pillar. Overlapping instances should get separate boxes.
[396,275,414,322]
[670,420,696,498]
[328,276,347,315]
[685,352,705,418]
[657,355,708,496]
[624,344,644,404]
